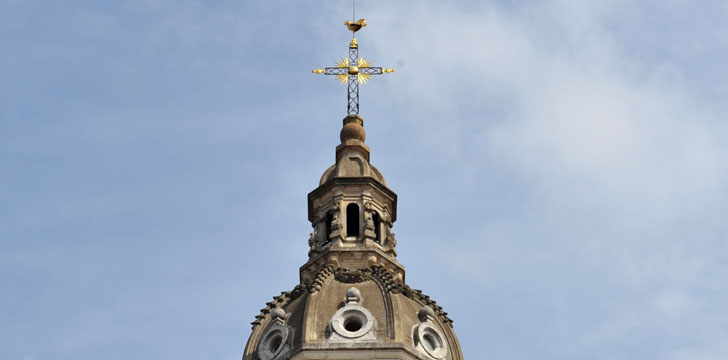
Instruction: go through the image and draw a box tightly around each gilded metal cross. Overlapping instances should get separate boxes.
[312,19,394,115]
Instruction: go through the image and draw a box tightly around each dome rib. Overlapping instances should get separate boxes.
[249,265,454,331]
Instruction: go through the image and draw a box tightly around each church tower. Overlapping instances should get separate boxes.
[242,17,464,360]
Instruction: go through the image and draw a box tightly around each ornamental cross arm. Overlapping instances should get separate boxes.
[312,20,395,115]
[313,66,395,76]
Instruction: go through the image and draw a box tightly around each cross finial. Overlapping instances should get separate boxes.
[312,19,395,115]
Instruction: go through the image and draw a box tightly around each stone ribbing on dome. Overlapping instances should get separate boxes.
[244,266,462,360]
[248,266,454,331]
[319,163,387,186]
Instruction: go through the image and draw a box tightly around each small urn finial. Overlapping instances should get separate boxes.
[340,114,366,143]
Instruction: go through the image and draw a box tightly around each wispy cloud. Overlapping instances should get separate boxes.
[1,1,726,359]
[364,1,728,358]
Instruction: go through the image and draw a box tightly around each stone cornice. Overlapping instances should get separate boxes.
[308,177,397,222]
[250,265,454,331]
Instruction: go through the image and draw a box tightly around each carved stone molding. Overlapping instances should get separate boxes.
[252,265,454,331]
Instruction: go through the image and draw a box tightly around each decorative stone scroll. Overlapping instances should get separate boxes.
[307,226,320,256]
[329,202,341,238]
[363,201,375,232]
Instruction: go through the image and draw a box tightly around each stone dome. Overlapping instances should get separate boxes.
[243,266,462,360]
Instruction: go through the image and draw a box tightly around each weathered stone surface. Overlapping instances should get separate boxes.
[242,113,463,359]
[243,266,462,360]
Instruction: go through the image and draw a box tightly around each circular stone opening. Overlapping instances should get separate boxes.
[268,334,283,353]
[344,317,363,332]
[423,333,437,351]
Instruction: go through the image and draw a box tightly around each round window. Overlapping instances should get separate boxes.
[415,325,447,359]
[258,328,287,360]
[330,306,375,339]
[344,317,363,332]
[267,333,283,353]
[423,332,437,351]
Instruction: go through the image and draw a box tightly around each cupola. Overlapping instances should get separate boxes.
[242,14,463,360]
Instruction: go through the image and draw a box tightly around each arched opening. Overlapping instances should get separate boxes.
[372,212,381,244]
[325,212,333,243]
[346,203,359,238]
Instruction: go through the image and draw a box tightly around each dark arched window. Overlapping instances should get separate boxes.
[372,212,381,244]
[346,203,359,238]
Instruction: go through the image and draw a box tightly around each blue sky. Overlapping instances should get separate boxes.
[2,1,727,359]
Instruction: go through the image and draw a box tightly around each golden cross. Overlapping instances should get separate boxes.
[312,19,395,115]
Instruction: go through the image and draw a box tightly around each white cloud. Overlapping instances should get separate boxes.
[3,1,727,359]
[363,1,728,358]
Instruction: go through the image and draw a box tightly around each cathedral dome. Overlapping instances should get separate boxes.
[243,15,462,360]
[243,266,461,360]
